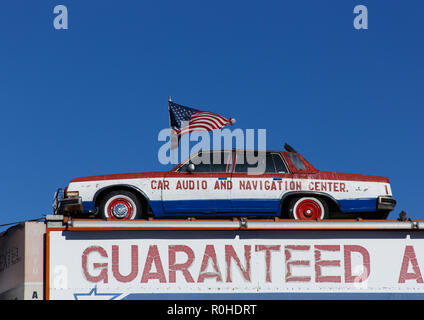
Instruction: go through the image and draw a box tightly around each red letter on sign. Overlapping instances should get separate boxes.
[82,246,108,283]
[169,245,195,283]
[197,245,222,283]
[398,245,424,283]
[140,245,166,283]
[314,245,341,283]
[344,245,370,283]
[112,245,138,283]
[225,245,251,282]
[285,245,311,282]
[255,245,280,282]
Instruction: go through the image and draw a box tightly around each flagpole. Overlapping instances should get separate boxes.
[168,96,172,132]
[168,96,173,133]
[169,96,178,151]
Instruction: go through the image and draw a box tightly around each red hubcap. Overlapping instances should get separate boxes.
[107,198,133,220]
[295,199,322,220]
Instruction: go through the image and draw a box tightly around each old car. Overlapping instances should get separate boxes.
[53,145,396,220]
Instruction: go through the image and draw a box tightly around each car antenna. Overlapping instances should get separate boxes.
[284,143,297,153]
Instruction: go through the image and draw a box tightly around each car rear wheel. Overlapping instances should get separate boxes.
[288,197,329,220]
[98,190,143,220]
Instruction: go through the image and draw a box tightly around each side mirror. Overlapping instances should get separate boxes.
[187,163,195,173]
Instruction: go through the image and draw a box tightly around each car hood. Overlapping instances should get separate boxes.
[70,172,167,183]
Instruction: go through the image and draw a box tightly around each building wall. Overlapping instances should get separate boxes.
[0,222,45,300]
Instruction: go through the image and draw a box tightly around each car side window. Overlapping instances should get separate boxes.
[178,152,209,172]
[177,163,189,172]
[191,162,212,172]
[264,153,277,173]
[177,151,230,173]
[286,153,307,171]
[210,151,231,173]
[234,151,256,173]
[235,151,277,174]
[272,153,289,173]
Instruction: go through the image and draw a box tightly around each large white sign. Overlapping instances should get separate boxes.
[48,230,424,300]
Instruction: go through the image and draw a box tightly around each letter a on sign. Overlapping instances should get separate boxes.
[53,5,68,30]
[353,5,368,30]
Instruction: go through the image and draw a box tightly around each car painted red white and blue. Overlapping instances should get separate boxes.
[53,145,396,220]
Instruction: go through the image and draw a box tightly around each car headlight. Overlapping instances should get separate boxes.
[65,190,79,198]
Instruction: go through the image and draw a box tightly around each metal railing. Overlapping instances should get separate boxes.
[45,215,424,231]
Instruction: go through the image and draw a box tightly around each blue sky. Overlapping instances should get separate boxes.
[0,0,422,230]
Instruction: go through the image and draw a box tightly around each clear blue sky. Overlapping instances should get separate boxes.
[0,0,422,230]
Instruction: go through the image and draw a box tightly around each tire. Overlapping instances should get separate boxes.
[288,197,329,220]
[98,190,143,220]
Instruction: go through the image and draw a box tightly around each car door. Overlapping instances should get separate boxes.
[230,151,292,215]
[162,150,233,216]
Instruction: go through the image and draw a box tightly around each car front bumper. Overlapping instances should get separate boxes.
[377,196,397,211]
[53,188,83,215]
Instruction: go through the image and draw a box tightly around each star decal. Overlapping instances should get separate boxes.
[73,286,121,300]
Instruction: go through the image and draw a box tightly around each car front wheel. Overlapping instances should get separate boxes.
[98,190,143,220]
[288,197,329,220]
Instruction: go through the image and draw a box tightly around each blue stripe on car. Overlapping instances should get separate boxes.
[337,198,377,213]
[82,201,95,213]
[148,197,378,217]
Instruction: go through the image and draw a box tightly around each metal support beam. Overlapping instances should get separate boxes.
[67,218,240,230]
[42,216,424,231]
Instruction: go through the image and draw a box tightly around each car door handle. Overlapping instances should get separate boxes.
[218,177,227,180]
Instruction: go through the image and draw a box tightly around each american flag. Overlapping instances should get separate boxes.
[169,101,235,141]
